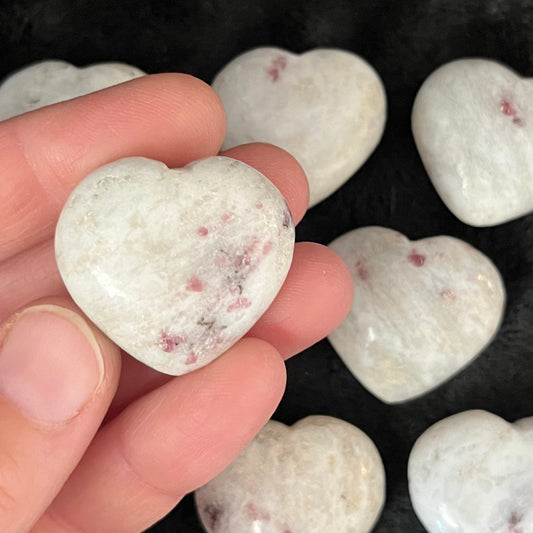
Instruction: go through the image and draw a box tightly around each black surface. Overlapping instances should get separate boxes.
[1,1,532,532]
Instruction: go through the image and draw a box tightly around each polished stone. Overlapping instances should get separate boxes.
[412,58,533,226]
[55,156,294,375]
[212,47,386,207]
[408,410,533,533]
[195,415,385,533]
[0,60,144,120]
[328,227,505,403]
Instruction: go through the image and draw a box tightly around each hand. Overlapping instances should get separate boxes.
[0,73,353,532]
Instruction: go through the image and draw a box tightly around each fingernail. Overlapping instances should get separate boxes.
[0,305,104,424]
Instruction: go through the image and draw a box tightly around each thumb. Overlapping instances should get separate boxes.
[0,299,121,532]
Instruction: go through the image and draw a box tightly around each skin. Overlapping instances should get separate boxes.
[0,73,353,532]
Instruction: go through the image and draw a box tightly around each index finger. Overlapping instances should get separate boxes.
[0,73,226,262]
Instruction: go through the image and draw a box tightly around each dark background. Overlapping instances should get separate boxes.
[1,0,532,531]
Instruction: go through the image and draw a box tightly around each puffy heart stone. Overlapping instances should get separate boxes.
[55,156,294,375]
[212,47,387,207]
[0,60,145,120]
[412,58,533,227]
[195,415,385,533]
[328,227,505,403]
[408,410,533,533]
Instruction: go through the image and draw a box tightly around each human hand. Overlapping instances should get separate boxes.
[0,73,353,532]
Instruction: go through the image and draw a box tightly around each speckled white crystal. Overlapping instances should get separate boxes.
[195,415,385,533]
[0,60,145,120]
[212,47,387,207]
[328,227,505,403]
[55,156,294,375]
[412,58,533,227]
[408,410,533,533]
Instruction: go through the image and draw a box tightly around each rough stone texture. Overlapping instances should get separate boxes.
[408,410,533,533]
[195,416,385,533]
[212,47,386,207]
[55,156,294,375]
[0,60,145,120]
[328,227,505,403]
[412,58,533,227]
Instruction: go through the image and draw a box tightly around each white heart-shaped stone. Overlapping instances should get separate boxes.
[0,60,145,120]
[55,156,294,375]
[328,227,505,403]
[195,415,385,533]
[412,58,533,226]
[408,410,533,533]
[212,47,387,207]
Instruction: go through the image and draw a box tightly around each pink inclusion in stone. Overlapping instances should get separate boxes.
[227,297,252,312]
[500,98,524,126]
[262,241,273,255]
[197,226,208,236]
[159,331,186,353]
[356,260,369,280]
[408,250,426,267]
[221,212,233,224]
[266,55,288,82]
[186,276,204,292]
[500,98,517,116]
[256,201,263,209]
[185,352,198,365]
